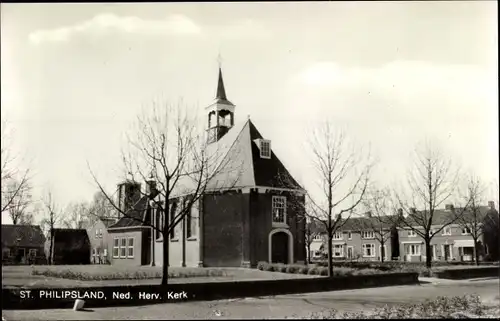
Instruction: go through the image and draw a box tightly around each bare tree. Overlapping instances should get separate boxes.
[454,174,492,265]
[40,190,64,265]
[1,120,32,215]
[87,191,115,222]
[2,178,34,225]
[63,201,90,229]
[89,101,241,285]
[304,123,372,277]
[361,187,398,262]
[391,141,469,268]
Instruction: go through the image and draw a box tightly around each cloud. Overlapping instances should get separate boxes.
[29,13,201,45]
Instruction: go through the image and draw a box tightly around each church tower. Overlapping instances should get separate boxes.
[206,67,235,143]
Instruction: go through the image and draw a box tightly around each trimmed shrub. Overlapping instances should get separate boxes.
[276,263,288,273]
[308,267,320,275]
[298,266,310,274]
[319,267,329,276]
[257,261,268,271]
[285,265,301,274]
[264,264,276,272]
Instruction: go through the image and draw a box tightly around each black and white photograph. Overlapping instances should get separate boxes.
[1,1,499,319]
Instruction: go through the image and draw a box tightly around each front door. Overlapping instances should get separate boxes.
[347,247,353,259]
[271,232,289,264]
[16,248,25,263]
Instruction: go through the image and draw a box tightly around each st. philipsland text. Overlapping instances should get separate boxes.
[39,290,106,299]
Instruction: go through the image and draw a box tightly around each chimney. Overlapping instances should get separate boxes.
[488,201,495,210]
[445,204,454,211]
[365,211,372,218]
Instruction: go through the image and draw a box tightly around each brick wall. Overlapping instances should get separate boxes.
[108,230,143,267]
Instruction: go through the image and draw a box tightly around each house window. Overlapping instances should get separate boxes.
[348,232,352,240]
[103,248,107,257]
[95,230,99,238]
[259,139,271,159]
[113,238,119,258]
[362,231,375,239]
[408,229,416,237]
[333,244,344,257]
[120,238,127,258]
[314,234,323,241]
[462,227,471,235]
[408,244,421,256]
[272,196,287,224]
[98,229,103,238]
[333,232,343,240]
[170,201,178,239]
[362,243,375,257]
[127,237,134,258]
[442,226,451,236]
[29,249,37,257]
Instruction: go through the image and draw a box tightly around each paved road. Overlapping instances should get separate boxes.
[3,278,499,320]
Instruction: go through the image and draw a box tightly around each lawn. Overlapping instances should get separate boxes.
[1,265,320,289]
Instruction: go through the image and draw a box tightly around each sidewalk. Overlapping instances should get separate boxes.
[419,276,499,285]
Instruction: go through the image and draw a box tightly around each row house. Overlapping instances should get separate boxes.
[398,202,499,263]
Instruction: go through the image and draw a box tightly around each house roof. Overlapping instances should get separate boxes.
[338,215,398,232]
[1,224,45,248]
[52,228,90,249]
[107,196,150,229]
[401,206,493,228]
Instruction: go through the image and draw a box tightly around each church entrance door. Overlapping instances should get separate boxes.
[271,232,289,264]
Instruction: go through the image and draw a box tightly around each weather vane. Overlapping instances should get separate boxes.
[217,51,223,69]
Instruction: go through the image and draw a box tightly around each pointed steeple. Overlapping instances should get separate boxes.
[216,67,227,100]
[214,67,234,106]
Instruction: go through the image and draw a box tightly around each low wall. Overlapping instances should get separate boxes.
[2,272,418,310]
[434,267,500,280]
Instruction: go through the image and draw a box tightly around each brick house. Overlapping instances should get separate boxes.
[87,218,116,264]
[1,224,46,264]
[108,67,306,268]
[330,213,399,262]
[398,202,499,263]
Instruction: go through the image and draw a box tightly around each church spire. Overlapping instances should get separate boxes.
[216,67,228,101]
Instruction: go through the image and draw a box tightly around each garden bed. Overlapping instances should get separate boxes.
[301,295,500,319]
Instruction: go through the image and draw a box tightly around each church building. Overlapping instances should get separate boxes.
[107,67,307,267]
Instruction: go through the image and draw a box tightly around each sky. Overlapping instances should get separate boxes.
[1,2,498,225]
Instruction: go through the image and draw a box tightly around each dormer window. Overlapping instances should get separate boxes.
[259,139,271,159]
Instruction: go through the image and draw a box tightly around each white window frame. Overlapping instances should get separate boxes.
[313,234,322,241]
[113,238,119,258]
[259,139,271,159]
[461,227,471,235]
[362,243,376,257]
[362,231,375,239]
[120,238,127,258]
[408,229,417,237]
[272,196,287,224]
[442,226,451,236]
[333,231,343,240]
[333,244,344,257]
[95,230,99,238]
[98,228,103,238]
[347,232,352,240]
[127,237,134,258]
[408,244,421,256]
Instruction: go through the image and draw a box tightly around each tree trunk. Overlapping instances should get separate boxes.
[161,231,170,285]
[473,238,479,266]
[327,233,333,277]
[49,228,54,265]
[380,240,385,263]
[307,242,311,264]
[425,238,432,269]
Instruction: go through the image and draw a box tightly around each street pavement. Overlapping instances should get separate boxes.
[3,277,499,320]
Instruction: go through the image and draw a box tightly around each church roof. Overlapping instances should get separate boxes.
[170,119,304,198]
[107,196,150,229]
